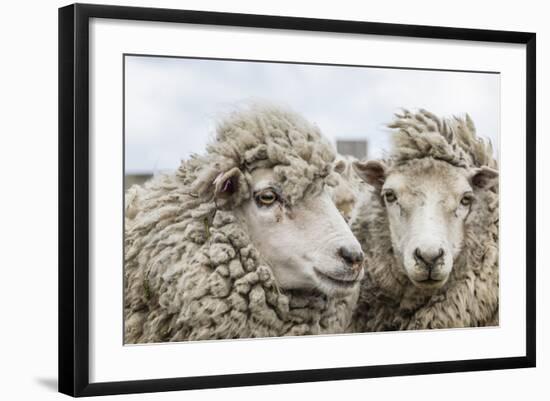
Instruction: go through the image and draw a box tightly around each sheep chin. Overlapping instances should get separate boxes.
[312,266,364,298]
[407,277,448,292]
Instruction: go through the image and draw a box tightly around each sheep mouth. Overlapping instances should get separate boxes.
[410,277,446,289]
[313,267,361,288]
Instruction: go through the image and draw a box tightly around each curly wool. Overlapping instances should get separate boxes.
[124,105,357,343]
[389,109,497,170]
[352,110,499,331]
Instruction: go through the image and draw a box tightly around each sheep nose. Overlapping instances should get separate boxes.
[339,246,364,267]
[414,247,444,269]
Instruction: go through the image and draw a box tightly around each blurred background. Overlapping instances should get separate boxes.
[125,55,499,190]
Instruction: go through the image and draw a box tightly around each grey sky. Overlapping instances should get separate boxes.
[125,55,499,174]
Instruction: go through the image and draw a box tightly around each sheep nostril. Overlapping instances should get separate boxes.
[339,246,364,267]
[414,248,423,263]
[414,247,445,268]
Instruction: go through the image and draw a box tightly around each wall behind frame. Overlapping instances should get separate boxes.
[0,0,546,400]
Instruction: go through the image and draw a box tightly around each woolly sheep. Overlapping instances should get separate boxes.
[351,109,499,331]
[329,155,371,223]
[124,105,365,343]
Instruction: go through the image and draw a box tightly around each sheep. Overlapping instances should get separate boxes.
[329,155,371,223]
[124,105,365,343]
[351,109,499,331]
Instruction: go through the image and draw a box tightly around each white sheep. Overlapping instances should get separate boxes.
[329,155,371,223]
[351,109,499,331]
[124,105,365,343]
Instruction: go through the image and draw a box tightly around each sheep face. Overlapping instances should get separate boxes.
[235,168,365,297]
[354,158,498,291]
[330,156,368,223]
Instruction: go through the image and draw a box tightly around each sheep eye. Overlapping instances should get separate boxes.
[383,190,397,203]
[255,189,278,207]
[460,194,473,206]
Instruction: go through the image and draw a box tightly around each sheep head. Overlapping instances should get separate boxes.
[185,105,365,297]
[329,155,369,223]
[353,109,498,291]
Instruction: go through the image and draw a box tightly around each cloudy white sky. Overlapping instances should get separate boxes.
[125,55,499,174]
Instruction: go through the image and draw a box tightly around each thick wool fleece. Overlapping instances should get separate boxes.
[124,105,357,343]
[352,110,499,331]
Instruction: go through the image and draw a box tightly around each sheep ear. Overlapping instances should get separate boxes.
[333,159,347,175]
[353,160,387,189]
[213,167,242,198]
[470,166,499,189]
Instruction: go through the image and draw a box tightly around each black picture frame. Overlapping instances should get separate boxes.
[58,3,536,397]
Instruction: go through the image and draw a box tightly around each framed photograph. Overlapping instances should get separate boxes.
[58,3,536,397]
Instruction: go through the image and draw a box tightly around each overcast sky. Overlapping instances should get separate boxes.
[125,55,499,174]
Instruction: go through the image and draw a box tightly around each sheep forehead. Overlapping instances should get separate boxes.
[214,106,335,201]
[249,166,324,203]
[250,168,277,191]
[386,160,471,201]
